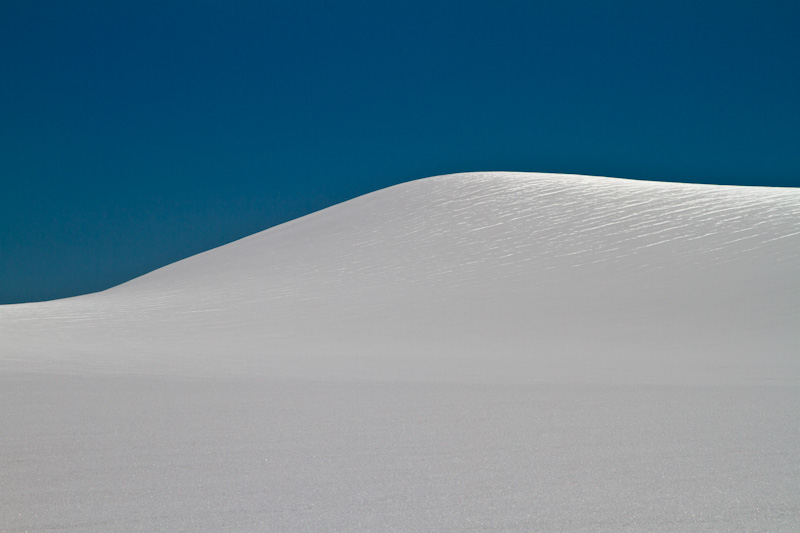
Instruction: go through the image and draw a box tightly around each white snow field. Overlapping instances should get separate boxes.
[2,172,799,531]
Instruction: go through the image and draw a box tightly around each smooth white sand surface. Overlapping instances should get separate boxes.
[2,173,798,530]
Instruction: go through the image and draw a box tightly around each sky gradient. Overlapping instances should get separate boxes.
[2,0,799,304]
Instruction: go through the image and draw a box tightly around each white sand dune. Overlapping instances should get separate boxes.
[2,172,799,531]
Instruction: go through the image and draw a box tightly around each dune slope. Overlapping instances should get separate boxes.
[2,172,799,532]
[2,172,798,383]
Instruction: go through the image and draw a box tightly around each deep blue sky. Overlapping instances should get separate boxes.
[2,1,799,304]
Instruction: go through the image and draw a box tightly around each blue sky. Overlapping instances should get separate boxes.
[1,1,799,303]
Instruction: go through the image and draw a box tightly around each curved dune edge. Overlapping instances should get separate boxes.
[1,172,798,384]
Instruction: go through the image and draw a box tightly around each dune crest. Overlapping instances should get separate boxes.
[2,172,798,383]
